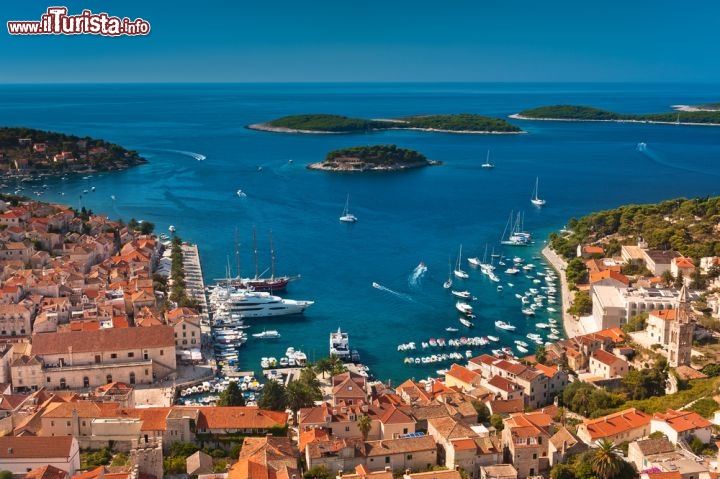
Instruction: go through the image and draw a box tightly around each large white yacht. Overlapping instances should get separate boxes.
[211,287,313,319]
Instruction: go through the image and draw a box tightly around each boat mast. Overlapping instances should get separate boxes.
[269,230,276,280]
[235,226,241,280]
[253,226,259,280]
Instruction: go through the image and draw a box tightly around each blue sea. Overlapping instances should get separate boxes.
[3,82,720,384]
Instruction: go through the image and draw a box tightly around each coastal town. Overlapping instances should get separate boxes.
[1,175,720,479]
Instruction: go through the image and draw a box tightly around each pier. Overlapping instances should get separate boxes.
[181,243,210,322]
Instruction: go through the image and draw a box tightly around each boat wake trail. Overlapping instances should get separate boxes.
[407,262,428,288]
[638,143,720,177]
[164,149,207,161]
[373,282,416,302]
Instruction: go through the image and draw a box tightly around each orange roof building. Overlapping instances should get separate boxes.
[577,408,651,444]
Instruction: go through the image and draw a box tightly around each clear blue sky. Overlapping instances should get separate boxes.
[1,0,718,83]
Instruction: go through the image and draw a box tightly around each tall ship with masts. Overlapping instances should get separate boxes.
[217,227,299,292]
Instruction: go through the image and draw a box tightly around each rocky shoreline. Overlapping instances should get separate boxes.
[508,113,720,127]
[306,159,441,172]
[248,122,524,135]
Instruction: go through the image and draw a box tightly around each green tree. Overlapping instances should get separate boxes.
[674,271,685,289]
[357,414,372,441]
[217,381,245,407]
[568,290,592,316]
[472,400,491,423]
[550,463,576,479]
[565,257,589,287]
[0,472,14,479]
[623,312,648,333]
[315,357,332,378]
[688,435,705,455]
[286,380,321,412]
[590,439,624,479]
[490,413,504,431]
[535,344,547,364]
[304,465,333,479]
[258,379,287,411]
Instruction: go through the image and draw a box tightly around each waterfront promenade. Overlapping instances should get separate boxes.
[541,245,585,338]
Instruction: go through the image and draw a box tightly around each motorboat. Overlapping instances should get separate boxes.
[451,290,472,299]
[494,320,516,331]
[252,330,281,339]
[330,327,351,360]
[455,301,473,315]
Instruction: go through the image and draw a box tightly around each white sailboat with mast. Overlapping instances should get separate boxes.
[453,244,469,279]
[339,194,357,223]
[443,257,453,289]
[531,177,546,207]
[481,149,494,169]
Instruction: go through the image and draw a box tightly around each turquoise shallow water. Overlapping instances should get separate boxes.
[3,82,720,384]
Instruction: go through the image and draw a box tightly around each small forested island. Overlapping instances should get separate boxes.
[512,105,720,125]
[248,113,523,134]
[0,127,147,177]
[307,144,438,172]
[549,196,720,261]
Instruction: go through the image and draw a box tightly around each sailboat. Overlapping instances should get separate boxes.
[481,150,495,169]
[453,245,469,279]
[339,194,358,223]
[530,177,546,207]
[443,257,453,289]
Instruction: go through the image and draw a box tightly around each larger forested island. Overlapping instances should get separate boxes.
[248,113,523,134]
[512,105,720,125]
[307,144,437,172]
[0,127,147,177]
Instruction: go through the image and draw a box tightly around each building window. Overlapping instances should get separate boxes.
[128,352,134,358]
[403,428,408,434]
[84,377,89,388]
[345,426,350,432]
[110,353,117,359]
[130,372,136,384]
[160,350,164,356]
[145,369,149,375]
[407,454,413,460]
[47,377,51,383]
[51,421,54,426]
[82,421,86,426]
[60,378,66,389]
[385,457,390,464]
[67,421,71,426]
[106,374,113,384]
[533,453,537,459]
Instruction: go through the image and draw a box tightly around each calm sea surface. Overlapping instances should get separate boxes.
[2,82,720,383]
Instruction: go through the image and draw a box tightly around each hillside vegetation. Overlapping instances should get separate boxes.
[0,127,146,173]
[549,196,720,261]
[519,105,720,124]
[261,113,521,133]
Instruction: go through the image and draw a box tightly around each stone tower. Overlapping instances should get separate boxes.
[130,437,163,479]
[668,285,695,367]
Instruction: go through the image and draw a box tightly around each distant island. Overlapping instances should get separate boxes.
[511,105,720,126]
[307,144,438,172]
[248,113,523,134]
[0,127,147,177]
[673,103,720,112]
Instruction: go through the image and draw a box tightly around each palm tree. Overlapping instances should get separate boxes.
[590,439,623,479]
[357,414,372,441]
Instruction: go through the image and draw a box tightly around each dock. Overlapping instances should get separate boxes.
[181,243,210,322]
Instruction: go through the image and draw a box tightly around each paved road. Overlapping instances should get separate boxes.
[541,246,585,339]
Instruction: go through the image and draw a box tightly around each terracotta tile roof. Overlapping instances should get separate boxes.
[487,375,520,393]
[298,426,330,452]
[534,363,559,378]
[118,407,171,431]
[550,426,582,450]
[644,472,682,479]
[427,416,477,440]
[24,465,69,479]
[494,360,528,376]
[469,354,496,367]
[634,438,675,456]
[592,349,624,367]
[407,470,461,479]
[380,405,413,425]
[446,364,481,385]
[450,437,477,451]
[332,377,366,398]
[673,365,707,380]
[593,328,625,343]
[652,409,713,432]
[31,464,71,479]
[488,398,524,414]
[31,325,174,354]
[590,269,630,286]
[365,435,436,457]
[581,408,651,441]
[673,257,695,268]
[0,436,75,458]
[42,400,120,418]
[196,406,288,430]
[71,466,104,479]
[229,436,297,479]
[651,309,677,321]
